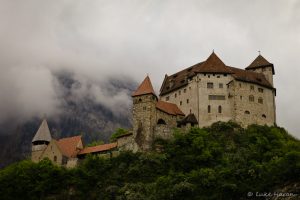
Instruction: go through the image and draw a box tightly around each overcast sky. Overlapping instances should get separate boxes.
[0,0,299,137]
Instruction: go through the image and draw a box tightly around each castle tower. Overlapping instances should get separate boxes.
[132,76,157,151]
[246,54,275,86]
[31,119,52,162]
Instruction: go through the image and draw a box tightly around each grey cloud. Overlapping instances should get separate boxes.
[0,0,299,137]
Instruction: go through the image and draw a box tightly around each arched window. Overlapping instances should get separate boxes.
[157,119,166,125]
[262,114,266,118]
[208,105,211,113]
[249,95,254,102]
[218,105,222,113]
[258,97,263,104]
[245,110,250,114]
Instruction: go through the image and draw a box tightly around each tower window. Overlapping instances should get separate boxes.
[179,90,181,95]
[258,97,263,104]
[157,119,166,125]
[258,88,264,93]
[219,83,223,88]
[208,105,211,113]
[249,95,254,102]
[187,99,189,104]
[218,105,222,113]
[207,82,214,89]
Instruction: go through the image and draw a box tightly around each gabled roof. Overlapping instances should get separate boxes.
[246,55,275,74]
[57,135,82,158]
[229,66,273,89]
[178,113,198,126]
[195,52,233,74]
[78,143,117,155]
[132,76,156,97]
[156,100,185,116]
[32,119,52,143]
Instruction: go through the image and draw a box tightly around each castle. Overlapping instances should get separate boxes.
[31,52,276,165]
[118,52,276,151]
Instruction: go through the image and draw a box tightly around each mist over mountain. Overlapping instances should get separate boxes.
[0,72,136,168]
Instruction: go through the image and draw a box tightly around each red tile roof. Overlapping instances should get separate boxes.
[156,100,185,116]
[78,143,117,155]
[194,52,233,74]
[132,76,156,97]
[246,55,275,74]
[57,135,82,158]
[229,66,273,89]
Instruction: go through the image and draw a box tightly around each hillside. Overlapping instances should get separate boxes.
[0,72,135,168]
[0,122,299,200]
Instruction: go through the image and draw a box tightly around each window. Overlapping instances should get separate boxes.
[139,98,142,102]
[180,101,182,106]
[143,106,146,110]
[258,88,264,93]
[166,96,169,101]
[217,75,220,78]
[179,90,181,95]
[245,110,250,114]
[224,74,227,77]
[219,83,223,88]
[262,114,266,118]
[239,83,242,88]
[207,82,214,88]
[209,95,225,100]
[184,88,186,93]
[208,105,211,113]
[175,93,177,98]
[250,85,254,90]
[54,156,57,162]
[189,87,191,90]
[157,119,166,125]
[218,106,222,113]
[258,97,263,104]
[240,96,243,100]
[208,75,211,78]
[187,99,189,104]
[249,95,254,102]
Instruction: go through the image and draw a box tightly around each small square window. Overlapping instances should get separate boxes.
[219,83,223,88]
[217,75,220,78]
[207,82,214,89]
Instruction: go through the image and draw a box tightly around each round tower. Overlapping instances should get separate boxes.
[31,119,52,162]
[132,76,157,151]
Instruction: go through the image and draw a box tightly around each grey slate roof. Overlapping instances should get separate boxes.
[32,119,52,143]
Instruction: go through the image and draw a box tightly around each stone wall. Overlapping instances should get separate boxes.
[41,140,63,165]
[229,80,275,127]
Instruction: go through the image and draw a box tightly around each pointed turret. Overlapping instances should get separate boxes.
[246,54,275,74]
[132,76,156,97]
[196,52,233,74]
[246,54,275,86]
[31,119,52,162]
[32,119,52,144]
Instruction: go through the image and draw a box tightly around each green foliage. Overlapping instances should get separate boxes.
[0,122,299,199]
[86,140,104,147]
[110,128,128,142]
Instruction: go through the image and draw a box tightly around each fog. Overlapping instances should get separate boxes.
[0,0,299,137]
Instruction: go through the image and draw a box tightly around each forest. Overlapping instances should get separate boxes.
[0,122,299,200]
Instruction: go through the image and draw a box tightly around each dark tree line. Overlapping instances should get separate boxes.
[0,122,299,200]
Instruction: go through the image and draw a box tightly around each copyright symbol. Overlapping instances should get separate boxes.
[248,192,253,197]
